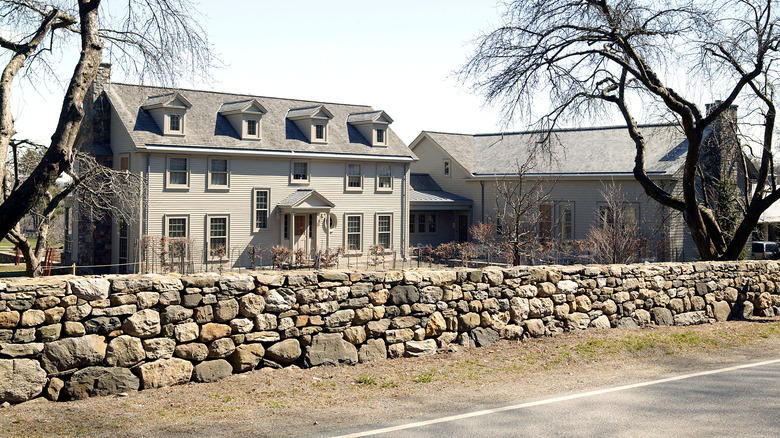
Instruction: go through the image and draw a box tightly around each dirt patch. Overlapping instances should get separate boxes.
[2,319,779,437]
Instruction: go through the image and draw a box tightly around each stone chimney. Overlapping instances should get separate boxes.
[90,63,111,101]
[706,100,738,125]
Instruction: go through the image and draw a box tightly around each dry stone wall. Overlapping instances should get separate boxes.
[2,261,780,403]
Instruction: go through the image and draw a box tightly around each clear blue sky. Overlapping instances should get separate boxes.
[13,0,519,146]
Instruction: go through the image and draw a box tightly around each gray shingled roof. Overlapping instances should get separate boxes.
[409,173,472,208]
[422,124,691,176]
[277,189,335,208]
[219,100,264,114]
[346,110,393,124]
[105,83,415,159]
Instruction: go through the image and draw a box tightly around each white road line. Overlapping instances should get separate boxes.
[333,358,780,438]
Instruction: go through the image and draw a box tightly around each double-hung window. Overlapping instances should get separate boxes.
[377,164,392,190]
[253,188,270,231]
[247,119,258,136]
[376,214,392,249]
[208,216,228,259]
[346,164,362,189]
[169,114,181,132]
[556,203,574,240]
[376,128,385,144]
[167,156,189,188]
[315,124,325,140]
[291,161,309,183]
[209,158,229,189]
[346,214,362,251]
[414,213,437,234]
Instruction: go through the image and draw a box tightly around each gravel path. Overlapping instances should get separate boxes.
[1,320,778,438]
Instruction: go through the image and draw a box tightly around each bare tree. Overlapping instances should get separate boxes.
[462,0,780,260]
[492,154,553,265]
[0,0,212,246]
[4,140,142,276]
[587,183,642,264]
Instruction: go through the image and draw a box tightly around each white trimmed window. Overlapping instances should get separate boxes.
[556,203,574,240]
[443,160,451,177]
[377,164,392,190]
[247,119,258,136]
[315,124,325,140]
[291,161,309,183]
[376,128,385,144]
[346,214,362,251]
[414,212,437,234]
[208,158,229,189]
[166,156,189,188]
[376,214,392,249]
[253,188,270,231]
[208,216,229,259]
[166,216,188,238]
[169,114,181,132]
[346,164,362,190]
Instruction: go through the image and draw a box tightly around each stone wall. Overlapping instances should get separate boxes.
[1,261,780,404]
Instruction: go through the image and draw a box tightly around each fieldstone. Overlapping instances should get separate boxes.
[162,305,193,324]
[45,377,65,401]
[194,305,214,324]
[0,359,47,403]
[44,307,65,324]
[91,305,137,317]
[208,338,236,358]
[566,312,590,330]
[246,331,280,343]
[254,314,277,331]
[63,321,86,337]
[265,339,302,364]
[385,328,414,344]
[228,343,265,372]
[509,297,530,322]
[0,342,44,358]
[616,318,639,329]
[529,298,554,318]
[305,333,358,367]
[69,278,111,301]
[265,288,296,312]
[669,298,685,314]
[713,301,731,322]
[136,292,160,309]
[557,280,578,294]
[219,275,255,294]
[214,299,239,322]
[674,311,706,326]
[367,319,391,337]
[427,270,457,286]
[174,343,209,362]
[143,338,176,360]
[199,323,231,342]
[228,318,253,334]
[255,273,284,287]
[425,312,446,338]
[470,327,500,347]
[20,309,45,327]
[325,309,355,329]
[36,324,62,342]
[574,295,592,312]
[390,285,419,306]
[524,319,545,337]
[369,289,390,306]
[182,293,202,308]
[13,328,35,343]
[137,358,194,389]
[65,303,92,322]
[391,316,419,329]
[84,316,121,335]
[122,309,161,338]
[501,324,524,340]
[238,294,265,318]
[192,359,233,383]
[651,307,674,326]
[41,334,107,373]
[723,287,739,303]
[181,274,219,288]
[154,278,184,293]
[405,339,437,357]
[387,342,405,358]
[358,339,387,363]
[105,335,145,367]
[457,313,481,331]
[635,309,652,325]
[590,315,611,329]
[601,300,618,315]
[63,366,140,400]
[158,291,181,306]
[174,322,199,343]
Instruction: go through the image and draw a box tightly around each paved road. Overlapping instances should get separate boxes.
[334,359,780,438]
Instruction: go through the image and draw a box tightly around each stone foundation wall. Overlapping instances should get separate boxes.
[2,261,780,404]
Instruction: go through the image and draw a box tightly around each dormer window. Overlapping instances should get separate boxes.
[444,160,451,177]
[170,114,181,132]
[287,105,334,144]
[347,110,393,147]
[219,99,266,140]
[142,91,192,136]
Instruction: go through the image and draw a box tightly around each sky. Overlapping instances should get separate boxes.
[12,0,520,146]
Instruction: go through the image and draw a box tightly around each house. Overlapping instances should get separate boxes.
[68,64,416,273]
[408,110,752,262]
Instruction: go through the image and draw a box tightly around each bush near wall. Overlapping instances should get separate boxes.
[1,261,779,403]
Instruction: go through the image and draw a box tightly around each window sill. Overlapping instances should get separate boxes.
[345,187,363,192]
[206,187,230,192]
[165,185,190,191]
[375,188,393,193]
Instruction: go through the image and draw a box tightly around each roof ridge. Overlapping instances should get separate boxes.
[109,82,374,109]
[424,123,677,137]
